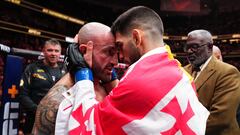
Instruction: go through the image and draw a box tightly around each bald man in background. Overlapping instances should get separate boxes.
[213,45,223,61]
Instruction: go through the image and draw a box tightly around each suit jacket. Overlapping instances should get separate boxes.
[184,56,240,135]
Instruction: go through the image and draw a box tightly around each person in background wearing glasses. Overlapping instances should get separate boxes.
[184,29,240,135]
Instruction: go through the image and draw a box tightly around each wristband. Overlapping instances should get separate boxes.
[111,68,118,81]
[75,68,93,82]
[100,68,118,84]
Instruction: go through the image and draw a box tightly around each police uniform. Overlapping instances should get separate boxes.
[19,60,65,133]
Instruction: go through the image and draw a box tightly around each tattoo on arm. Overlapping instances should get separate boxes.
[32,85,68,135]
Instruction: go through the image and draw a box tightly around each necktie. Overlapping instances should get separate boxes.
[192,66,200,79]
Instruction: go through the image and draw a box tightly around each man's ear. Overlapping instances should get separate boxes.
[132,29,142,47]
[79,43,87,54]
[78,41,93,68]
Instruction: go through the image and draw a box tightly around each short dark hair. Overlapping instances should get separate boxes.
[111,6,164,38]
[44,38,61,47]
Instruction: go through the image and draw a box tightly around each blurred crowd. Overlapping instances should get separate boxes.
[0,0,240,106]
[0,1,240,134]
[164,11,240,35]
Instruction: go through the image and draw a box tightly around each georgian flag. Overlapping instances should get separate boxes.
[55,46,209,135]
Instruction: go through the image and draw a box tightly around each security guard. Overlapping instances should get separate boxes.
[19,38,65,134]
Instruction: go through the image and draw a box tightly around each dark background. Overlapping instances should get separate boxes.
[0,0,240,68]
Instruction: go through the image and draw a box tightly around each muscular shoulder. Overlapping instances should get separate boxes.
[33,84,68,134]
[41,85,67,105]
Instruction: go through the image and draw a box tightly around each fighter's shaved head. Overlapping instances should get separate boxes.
[78,22,112,44]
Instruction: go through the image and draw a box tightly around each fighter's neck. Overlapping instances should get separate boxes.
[93,79,108,102]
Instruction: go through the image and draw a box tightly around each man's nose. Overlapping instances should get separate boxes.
[186,48,194,54]
[117,52,124,63]
[111,53,118,66]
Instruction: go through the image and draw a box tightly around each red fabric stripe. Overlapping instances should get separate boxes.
[63,104,72,111]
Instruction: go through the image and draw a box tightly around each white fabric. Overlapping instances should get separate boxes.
[122,74,209,135]
[55,80,97,135]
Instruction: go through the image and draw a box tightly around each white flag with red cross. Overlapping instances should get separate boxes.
[56,46,209,135]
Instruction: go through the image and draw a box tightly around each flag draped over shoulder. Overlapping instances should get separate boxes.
[55,46,209,135]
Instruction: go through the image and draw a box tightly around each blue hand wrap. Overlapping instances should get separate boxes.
[111,68,118,81]
[75,68,93,82]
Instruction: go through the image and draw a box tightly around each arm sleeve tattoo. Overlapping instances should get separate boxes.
[32,85,68,135]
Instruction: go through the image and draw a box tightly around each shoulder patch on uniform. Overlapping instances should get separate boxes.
[32,73,47,80]
[37,69,45,72]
